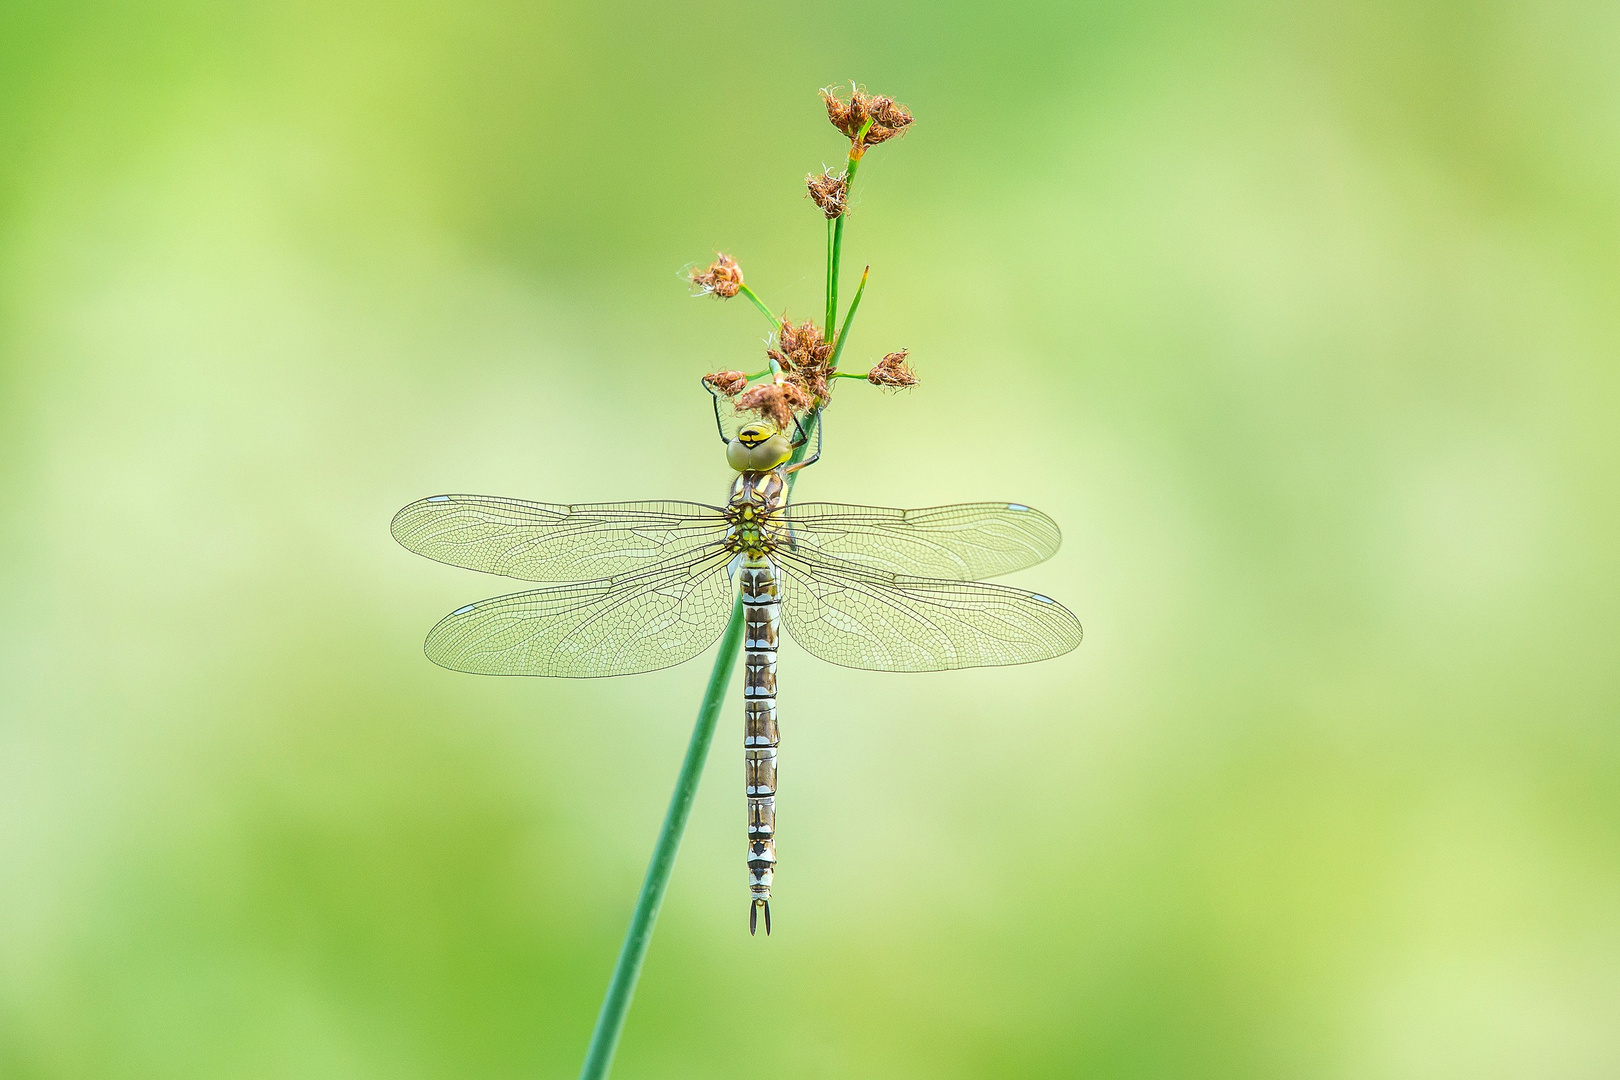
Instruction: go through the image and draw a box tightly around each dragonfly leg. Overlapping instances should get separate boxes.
[785,412,823,473]
[705,377,732,444]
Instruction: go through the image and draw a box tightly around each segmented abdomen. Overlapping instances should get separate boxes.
[739,557,779,933]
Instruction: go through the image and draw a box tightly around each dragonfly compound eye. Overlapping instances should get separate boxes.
[727,432,793,472]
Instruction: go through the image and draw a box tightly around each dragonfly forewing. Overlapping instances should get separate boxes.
[391,495,731,582]
[779,502,1061,580]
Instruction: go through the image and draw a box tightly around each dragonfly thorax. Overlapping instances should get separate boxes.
[726,470,787,558]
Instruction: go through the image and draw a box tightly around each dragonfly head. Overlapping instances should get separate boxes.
[727,422,793,473]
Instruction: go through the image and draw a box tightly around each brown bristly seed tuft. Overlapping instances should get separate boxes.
[821,84,914,151]
[703,370,750,397]
[778,378,814,413]
[690,253,744,299]
[867,349,917,389]
[735,379,813,430]
[768,318,835,401]
[806,169,848,219]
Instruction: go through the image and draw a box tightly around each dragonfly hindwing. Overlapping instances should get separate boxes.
[773,550,1082,672]
[422,550,736,677]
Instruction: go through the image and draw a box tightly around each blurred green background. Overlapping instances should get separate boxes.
[3,2,1618,1077]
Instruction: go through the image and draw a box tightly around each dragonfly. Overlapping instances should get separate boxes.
[390,413,1082,934]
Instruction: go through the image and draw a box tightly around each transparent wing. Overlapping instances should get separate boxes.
[392,495,730,582]
[778,502,1061,581]
[423,551,735,677]
[774,550,1082,672]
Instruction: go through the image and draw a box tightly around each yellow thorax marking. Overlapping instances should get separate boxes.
[736,423,776,448]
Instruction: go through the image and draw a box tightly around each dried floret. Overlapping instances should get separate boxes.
[778,378,814,413]
[690,253,744,298]
[768,318,834,401]
[806,169,848,218]
[734,380,813,430]
[868,96,913,135]
[821,84,913,150]
[867,350,917,389]
[703,370,750,397]
[774,319,832,367]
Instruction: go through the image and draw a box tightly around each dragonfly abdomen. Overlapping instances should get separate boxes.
[739,556,780,935]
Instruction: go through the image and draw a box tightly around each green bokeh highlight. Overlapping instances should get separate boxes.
[2,2,1618,1077]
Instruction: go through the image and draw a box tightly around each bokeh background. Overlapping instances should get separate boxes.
[3,2,1618,1077]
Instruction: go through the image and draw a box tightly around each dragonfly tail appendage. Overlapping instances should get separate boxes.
[750,897,772,936]
[741,558,781,936]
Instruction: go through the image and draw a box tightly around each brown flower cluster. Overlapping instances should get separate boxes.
[821,85,913,150]
[770,318,834,401]
[695,85,919,435]
[867,350,917,389]
[703,370,749,397]
[735,379,814,431]
[730,318,840,428]
[806,169,848,219]
[690,253,744,298]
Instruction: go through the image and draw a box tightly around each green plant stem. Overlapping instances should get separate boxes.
[578,594,747,1080]
[827,218,847,340]
[737,284,781,330]
[791,262,869,501]
[823,218,836,334]
[825,119,874,341]
[835,218,848,338]
[828,267,869,371]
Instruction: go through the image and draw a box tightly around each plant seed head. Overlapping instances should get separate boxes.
[735,381,807,430]
[778,377,815,413]
[769,317,834,402]
[690,253,744,299]
[867,349,917,389]
[820,83,914,150]
[703,370,750,397]
[806,169,848,219]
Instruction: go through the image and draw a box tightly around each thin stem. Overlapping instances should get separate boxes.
[825,119,874,343]
[578,594,747,1080]
[790,261,868,501]
[823,218,835,335]
[828,266,870,372]
[827,218,844,341]
[737,284,781,331]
